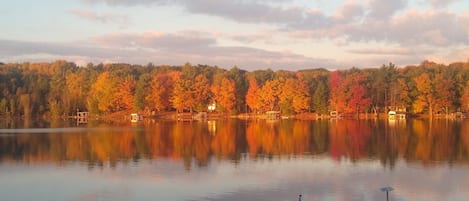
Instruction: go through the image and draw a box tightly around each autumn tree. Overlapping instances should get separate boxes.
[279,78,310,114]
[345,71,371,114]
[246,77,261,113]
[394,77,412,111]
[211,78,236,113]
[65,71,87,112]
[146,73,175,112]
[171,78,195,113]
[329,71,346,112]
[460,80,469,111]
[114,76,136,110]
[193,74,211,112]
[413,72,432,114]
[433,73,454,114]
[88,71,118,113]
[258,79,282,112]
[19,93,31,118]
[227,67,248,113]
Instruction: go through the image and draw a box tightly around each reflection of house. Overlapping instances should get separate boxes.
[131,113,143,122]
[265,111,280,119]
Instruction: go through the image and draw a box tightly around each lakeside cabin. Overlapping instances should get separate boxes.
[265,111,280,119]
[76,111,89,124]
[131,113,143,122]
[388,110,406,120]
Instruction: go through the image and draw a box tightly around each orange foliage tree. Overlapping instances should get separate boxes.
[193,74,211,111]
[113,76,136,110]
[146,73,175,112]
[246,77,261,113]
[413,72,454,116]
[211,78,236,113]
[171,78,195,113]
[258,79,281,111]
[460,80,469,111]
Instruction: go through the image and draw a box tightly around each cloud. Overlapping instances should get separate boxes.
[386,9,468,46]
[77,0,469,48]
[0,31,337,70]
[90,31,216,49]
[347,47,434,56]
[333,2,365,23]
[69,9,130,26]
[181,0,304,25]
[80,0,168,6]
[229,32,276,44]
[428,0,457,7]
[293,8,469,47]
[368,0,407,20]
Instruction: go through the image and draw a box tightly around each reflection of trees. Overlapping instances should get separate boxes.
[246,120,320,157]
[329,120,372,160]
[406,119,460,164]
[2,120,469,169]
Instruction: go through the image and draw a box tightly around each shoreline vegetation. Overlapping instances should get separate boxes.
[1,60,469,121]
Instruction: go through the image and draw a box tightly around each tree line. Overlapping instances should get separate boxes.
[1,60,469,118]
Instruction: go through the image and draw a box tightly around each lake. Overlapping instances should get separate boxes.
[1,118,469,201]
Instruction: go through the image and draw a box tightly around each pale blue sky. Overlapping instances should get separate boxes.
[1,0,468,70]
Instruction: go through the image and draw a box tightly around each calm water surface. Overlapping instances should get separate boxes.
[1,119,469,201]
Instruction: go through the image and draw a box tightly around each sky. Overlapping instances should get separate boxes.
[1,0,469,71]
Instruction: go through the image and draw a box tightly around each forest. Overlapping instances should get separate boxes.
[1,60,469,118]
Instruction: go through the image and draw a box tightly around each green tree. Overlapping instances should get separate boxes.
[134,73,150,110]
[312,80,328,114]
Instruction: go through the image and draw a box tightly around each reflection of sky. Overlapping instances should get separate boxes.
[1,157,469,201]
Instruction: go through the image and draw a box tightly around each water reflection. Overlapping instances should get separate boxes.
[1,119,469,169]
[1,119,469,201]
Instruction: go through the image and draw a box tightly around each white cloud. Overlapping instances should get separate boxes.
[347,47,434,56]
[428,0,457,7]
[0,31,339,70]
[80,0,169,6]
[76,0,469,48]
[68,8,130,27]
[367,0,407,20]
